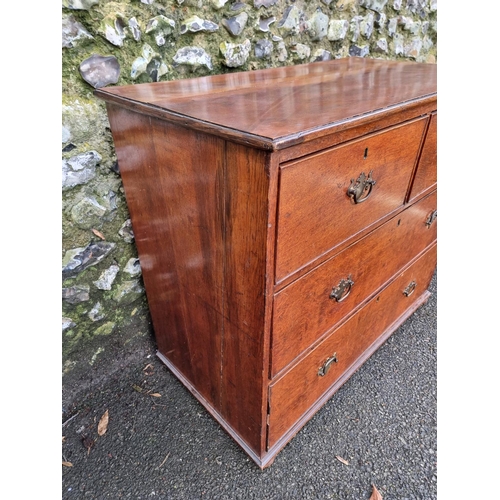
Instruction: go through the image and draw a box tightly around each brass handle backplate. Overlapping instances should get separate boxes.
[330,275,354,302]
[425,209,437,228]
[403,280,417,297]
[318,353,338,377]
[347,170,376,204]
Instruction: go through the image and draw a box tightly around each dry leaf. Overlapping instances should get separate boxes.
[82,435,94,454]
[370,484,383,500]
[335,455,349,465]
[143,363,154,372]
[98,410,109,436]
[132,384,144,393]
[149,393,161,398]
[62,461,73,467]
[92,228,105,240]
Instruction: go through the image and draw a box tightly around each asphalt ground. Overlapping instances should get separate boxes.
[61,273,437,500]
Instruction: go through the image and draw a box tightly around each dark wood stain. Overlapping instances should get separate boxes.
[95,58,437,468]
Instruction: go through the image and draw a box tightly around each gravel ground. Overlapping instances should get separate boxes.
[62,273,437,500]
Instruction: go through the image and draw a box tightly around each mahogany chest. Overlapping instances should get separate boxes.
[95,57,437,468]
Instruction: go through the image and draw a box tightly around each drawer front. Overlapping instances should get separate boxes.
[271,190,437,376]
[409,112,437,203]
[275,117,428,282]
[268,243,437,449]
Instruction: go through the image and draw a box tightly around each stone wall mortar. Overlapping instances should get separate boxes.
[62,0,437,379]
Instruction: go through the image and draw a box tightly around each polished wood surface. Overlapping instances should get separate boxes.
[96,59,437,468]
[95,58,436,150]
[268,243,437,449]
[275,117,428,281]
[272,190,437,376]
[408,112,437,203]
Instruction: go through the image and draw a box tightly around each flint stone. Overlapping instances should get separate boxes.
[393,0,402,9]
[62,285,90,304]
[211,0,229,8]
[62,317,76,331]
[259,16,276,32]
[180,16,219,34]
[102,16,126,46]
[374,37,388,52]
[62,150,101,190]
[62,0,99,10]
[349,44,370,57]
[291,43,311,60]
[405,37,422,58]
[359,0,388,12]
[231,2,247,11]
[129,17,141,41]
[88,302,106,321]
[62,14,93,48]
[79,54,120,89]
[146,16,175,45]
[327,19,349,41]
[62,242,116,279]
[124,258,142,276]
[254,39,273,59]
[173,47,213,71]
[311,48,332,62]
[220,39,251,67]
[62,126,71,143]
[113,280,144,305]
[93,264,120,290]
[361,12,374,38]
[254,0,278,7]
[306,11,329,41]
[277,41,287,62]
[119,219,134,242]
[71,196,107,229]
[222,13,248,37]
[391,33,404,54]
[277,6,301,35]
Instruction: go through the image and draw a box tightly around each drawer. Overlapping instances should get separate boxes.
[275,117,428,282]
[267,243,437,449]
[408,112,437,203]
[271,190,437,376]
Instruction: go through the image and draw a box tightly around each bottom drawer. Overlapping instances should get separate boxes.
[267,243,436,450]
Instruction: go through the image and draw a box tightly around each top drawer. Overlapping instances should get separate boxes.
[275,117,428,283]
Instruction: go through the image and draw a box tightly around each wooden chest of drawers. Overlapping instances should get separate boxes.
[95,57,437,468]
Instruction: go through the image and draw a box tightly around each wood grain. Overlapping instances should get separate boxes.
[275,117,428,282]
[95,58,436,150]
[268,243,437,449]
[272,190,437,376]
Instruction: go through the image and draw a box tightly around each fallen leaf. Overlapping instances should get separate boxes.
[335,455,349,465]
[132,384,144,393]
[82,435,94,454]
[62,461,73,467]
[142,363,154,375]
[92,228,105,240]
[370,484,383,500]
[98,410,109,436]
[149,393,161,398]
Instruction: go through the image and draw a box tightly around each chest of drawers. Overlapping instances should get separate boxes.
[95,57,437,468]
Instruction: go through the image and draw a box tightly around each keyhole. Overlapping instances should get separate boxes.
[364,147,368,159]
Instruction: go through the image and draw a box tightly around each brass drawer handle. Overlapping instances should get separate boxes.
[347,170,376,204]
[318,353,338,377]
[403,280,417,297]
[330,275,354,302]
[425,209,437,228]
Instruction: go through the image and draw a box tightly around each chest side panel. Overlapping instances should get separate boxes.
[105,103,225,410]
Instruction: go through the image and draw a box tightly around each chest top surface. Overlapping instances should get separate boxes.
[95,57,437,149]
